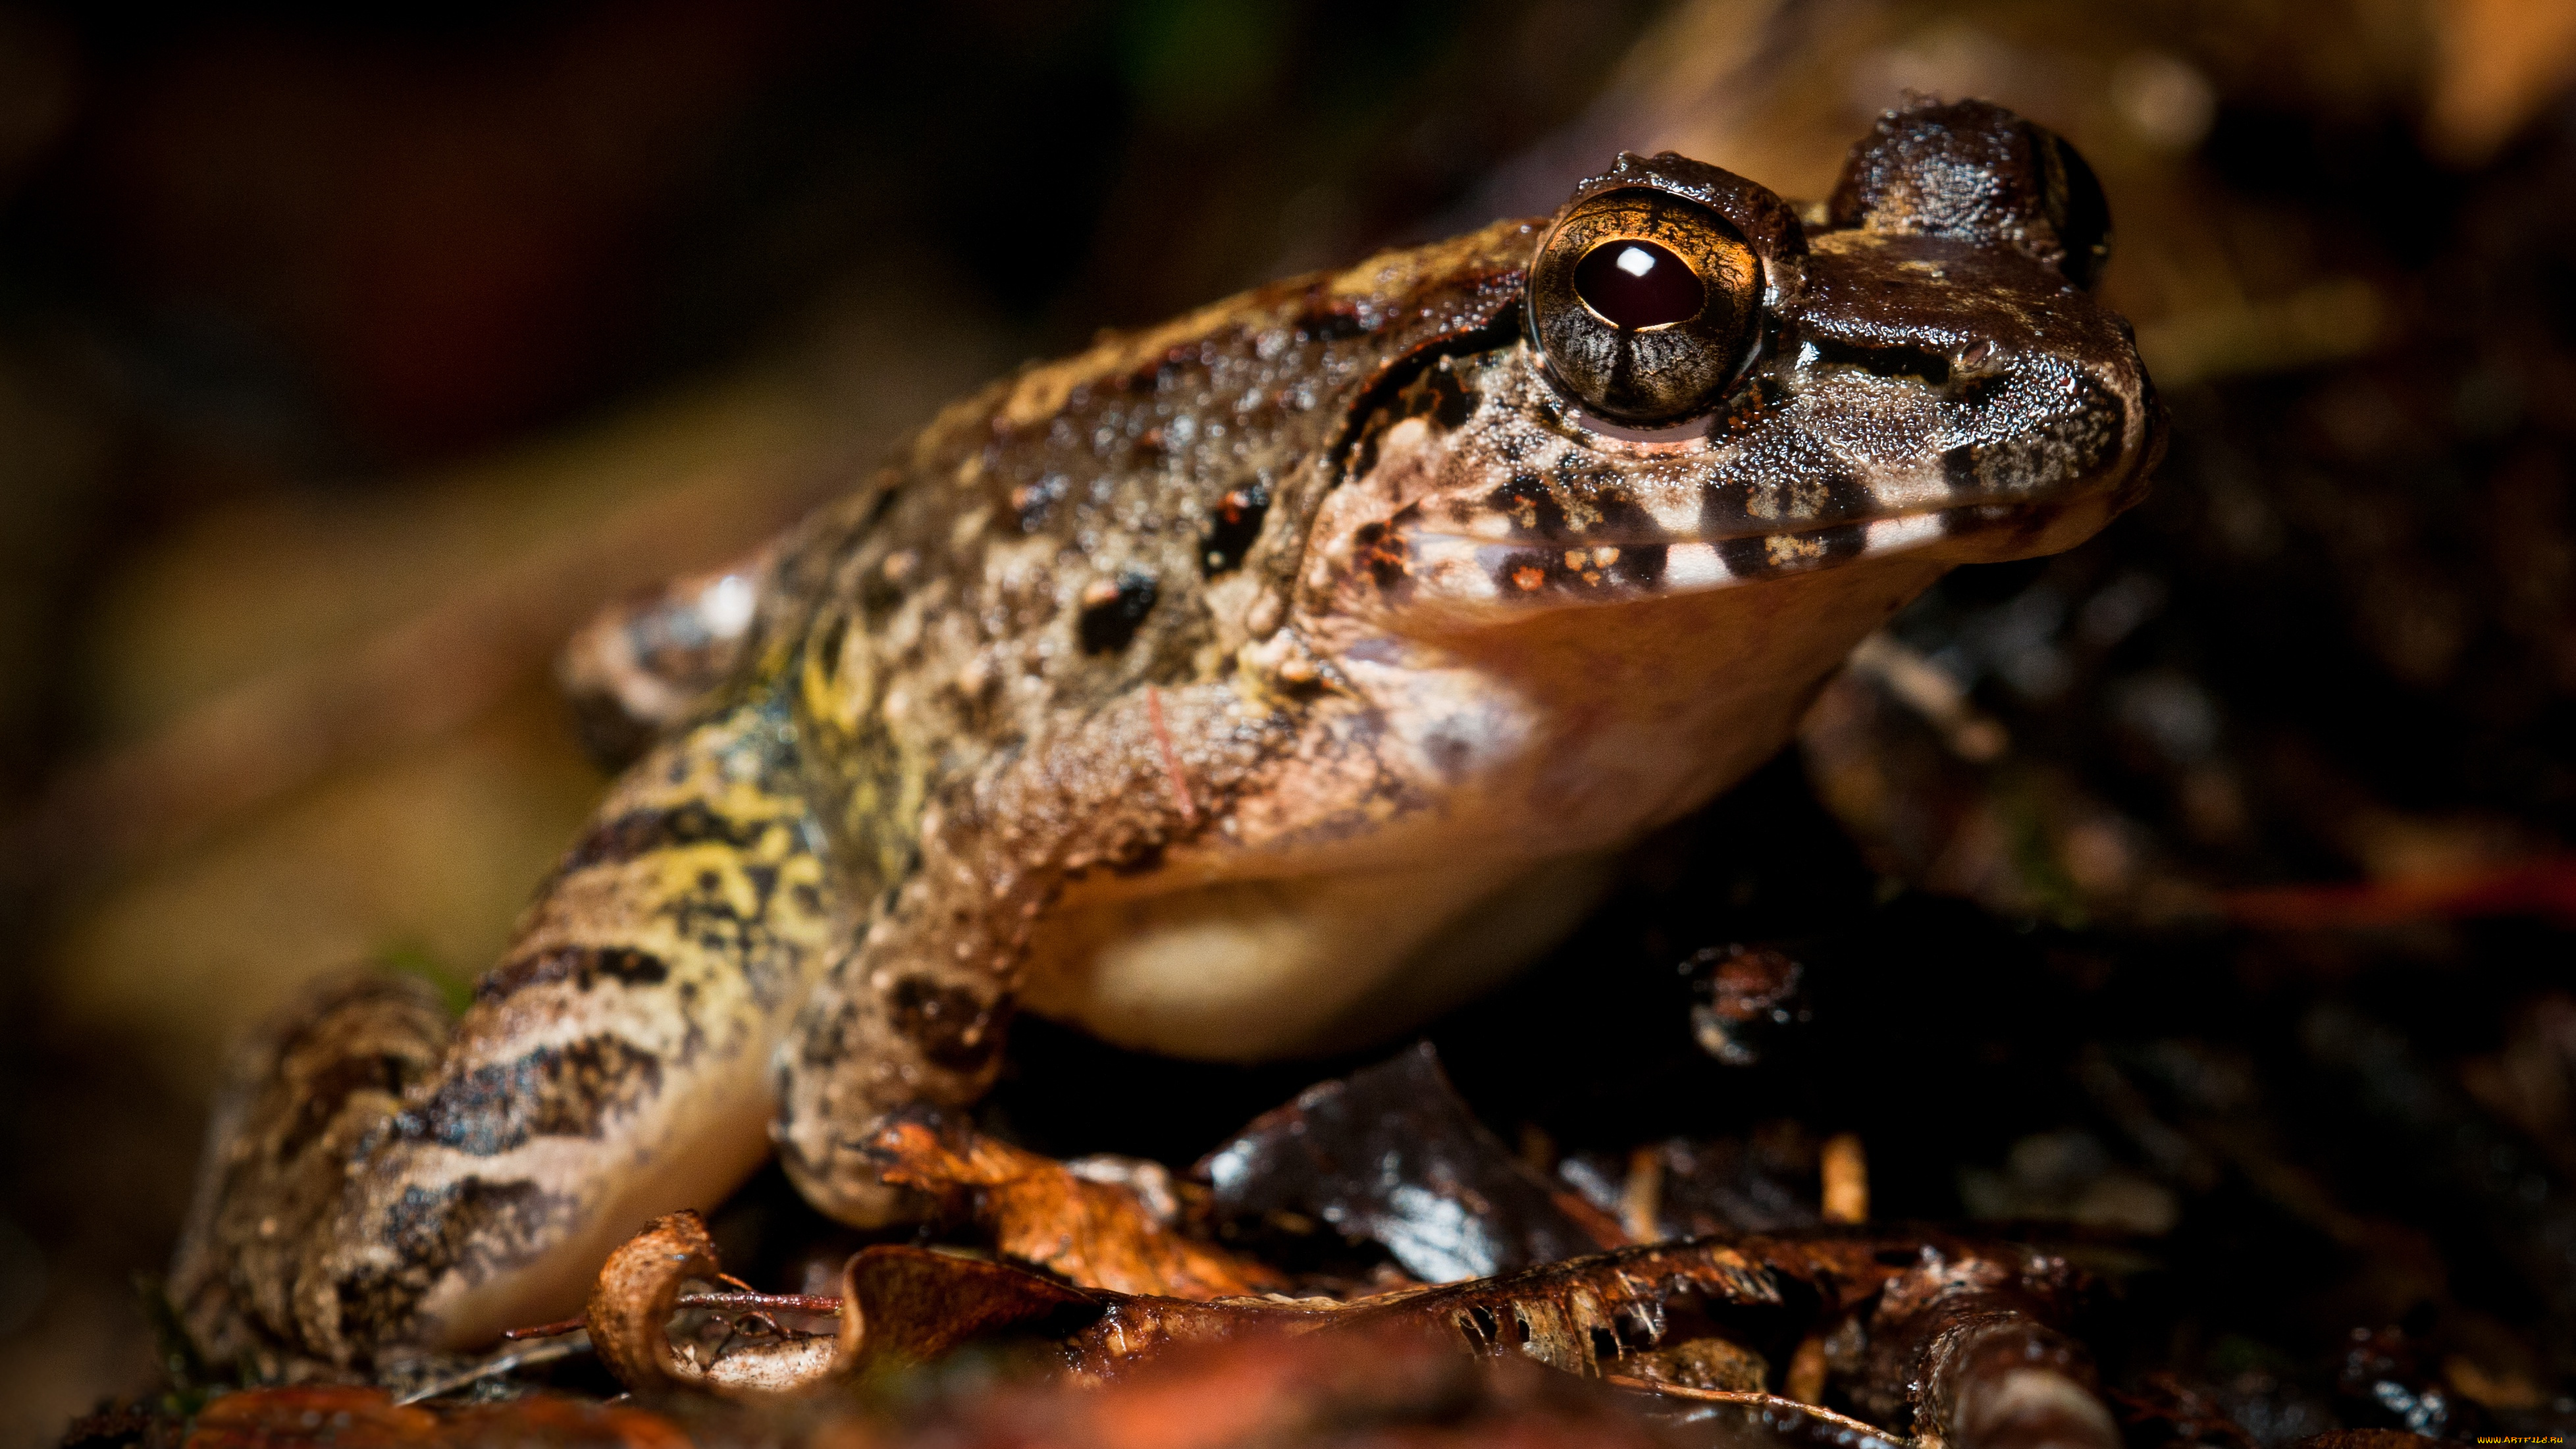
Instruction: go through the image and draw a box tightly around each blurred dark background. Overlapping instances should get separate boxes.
[3,0,2575,1440]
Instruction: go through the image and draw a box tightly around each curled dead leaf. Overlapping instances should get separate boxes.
[583,1209,853,1398]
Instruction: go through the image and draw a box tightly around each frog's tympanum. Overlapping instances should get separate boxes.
[172,100,2163,1371]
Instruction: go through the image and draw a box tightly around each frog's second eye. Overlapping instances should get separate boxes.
[1529,188,1760,425]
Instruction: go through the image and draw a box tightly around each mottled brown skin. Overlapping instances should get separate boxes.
[172,99,2164,1374]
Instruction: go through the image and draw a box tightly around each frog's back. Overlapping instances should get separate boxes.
[760,221,1540,902]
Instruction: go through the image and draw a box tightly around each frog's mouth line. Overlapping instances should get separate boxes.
[1391,488,2117,598]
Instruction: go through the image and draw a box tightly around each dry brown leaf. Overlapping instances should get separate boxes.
[862,1109,1292,1300]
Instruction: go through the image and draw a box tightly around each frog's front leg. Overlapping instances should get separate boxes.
[774,681,1288,1225]
[170,695,839,1371]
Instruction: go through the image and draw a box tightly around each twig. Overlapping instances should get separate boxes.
[499,1289,844,1342]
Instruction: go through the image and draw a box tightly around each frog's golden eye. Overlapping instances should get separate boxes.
[1528,188,1761,425]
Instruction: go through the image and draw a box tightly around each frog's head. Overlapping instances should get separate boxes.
[1298,98,2161,653]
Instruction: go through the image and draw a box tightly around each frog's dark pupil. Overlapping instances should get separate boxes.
[1573,238,1702,330]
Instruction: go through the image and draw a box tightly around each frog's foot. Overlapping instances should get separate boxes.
[169,695,840,1371]
[170,970,453,1376]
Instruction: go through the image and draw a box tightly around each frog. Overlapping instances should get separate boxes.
[170,98,2163,1376]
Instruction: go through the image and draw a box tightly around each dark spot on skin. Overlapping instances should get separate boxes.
[1077,571,1159,654]
[1354,517,1411,590]
[1613,543,1668,587]
[1348,417,1388,483]
[1711,375,1787,440]
[1941,443,1981,492]
[561,802,772,874]
[864,485,903,531]
[1488,474,1570,541]
[1495,548,1558,594]
[1423,363,1474,429]
[1941,503,2002,537]
[1710,522,1871,579]
[1423,731,1473,783]
[813,615,848,681]
[1587,487,1671,546]
[1200,485,1269,575]
[1815,521,1870,563]
[887,975,1004,1072]
[1715,535,1772,577]
[477,945,671,1005]
[860,567,904,622]
[1109,840,1168,877]
[396,1036,664,1157]
[1814,462,1874,521]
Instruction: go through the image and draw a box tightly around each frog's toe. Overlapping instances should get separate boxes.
[774,1112,935,1229]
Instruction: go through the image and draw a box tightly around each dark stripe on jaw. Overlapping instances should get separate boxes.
[1714,535,1772,577]
[1610,542,1669,589]
[476,945,671,1005]
[396,1036,663,1157]
[1815,521,1871,563]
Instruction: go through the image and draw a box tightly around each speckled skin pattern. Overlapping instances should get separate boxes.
[171,100,2164,1374]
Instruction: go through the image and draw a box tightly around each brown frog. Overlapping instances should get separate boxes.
[171,99,2163,1373]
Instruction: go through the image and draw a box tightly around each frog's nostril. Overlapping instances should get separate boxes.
[1574,239,1704,330]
